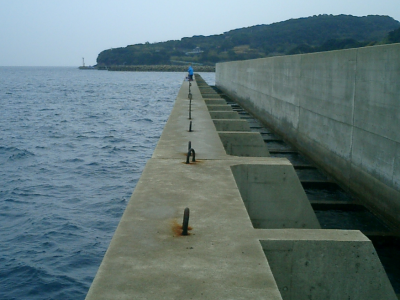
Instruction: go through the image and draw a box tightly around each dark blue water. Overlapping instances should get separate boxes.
[0,67,215,299]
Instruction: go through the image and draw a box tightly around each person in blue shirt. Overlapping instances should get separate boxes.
[188,65,194,81]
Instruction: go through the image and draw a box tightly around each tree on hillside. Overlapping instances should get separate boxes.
[387,27,400,43]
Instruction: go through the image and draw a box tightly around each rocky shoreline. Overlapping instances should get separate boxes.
[97,65,215,72]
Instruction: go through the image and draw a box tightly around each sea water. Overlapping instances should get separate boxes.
[0,67,215,299]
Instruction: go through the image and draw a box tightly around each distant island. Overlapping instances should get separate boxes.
[91,14,400,71]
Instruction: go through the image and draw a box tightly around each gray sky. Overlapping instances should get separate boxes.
[1,0,399,66]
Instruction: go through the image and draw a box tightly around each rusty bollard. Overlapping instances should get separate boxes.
[186,148,195,164]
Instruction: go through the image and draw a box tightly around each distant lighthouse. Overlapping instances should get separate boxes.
[79,57,94,70]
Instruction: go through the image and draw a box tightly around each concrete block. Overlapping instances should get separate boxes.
[213,119,251,132]
[260,230,397,300]
[202,93,221,98]
[209,111,240,119]
[218,132,270,157]
[205,99,226,105]
[198,87,215,92]
[206,104,233,111]
[231,164,320,229]
[203,97,224,101]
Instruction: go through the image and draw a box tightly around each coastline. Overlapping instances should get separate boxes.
[96,65,215,72]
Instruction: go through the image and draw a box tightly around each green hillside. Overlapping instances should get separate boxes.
[96,14,400,67]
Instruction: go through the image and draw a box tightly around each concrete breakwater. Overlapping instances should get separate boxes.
[85,75,396,299]
[216,43,400,229]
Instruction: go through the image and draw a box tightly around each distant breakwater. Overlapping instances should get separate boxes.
[97,65,215,72]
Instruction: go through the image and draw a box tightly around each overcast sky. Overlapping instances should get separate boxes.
[1,0,399,66]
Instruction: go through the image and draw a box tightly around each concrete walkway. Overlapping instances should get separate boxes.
[85,78,396,300]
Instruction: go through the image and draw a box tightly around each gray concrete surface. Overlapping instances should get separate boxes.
[85,78,287,300]
[216,43,400,227]
[206,104,233,111]
[218,132,270,157]
[209,111,241,119]
[85,76,396,300]
[205,99,227,105]
[232,164,320,229]
[260,229,397,300]
[213,119,251,131]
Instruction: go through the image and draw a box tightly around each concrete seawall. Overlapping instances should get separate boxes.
[85,76,396,299]
[216,44,400,227]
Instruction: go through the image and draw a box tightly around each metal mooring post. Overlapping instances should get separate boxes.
[186,148,196,164]
[182,207,190,236]
[189,96,192,119]
[189,121,192,132]
[188,141,191,151]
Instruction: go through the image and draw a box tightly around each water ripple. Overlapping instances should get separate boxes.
[0,67,215,299]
